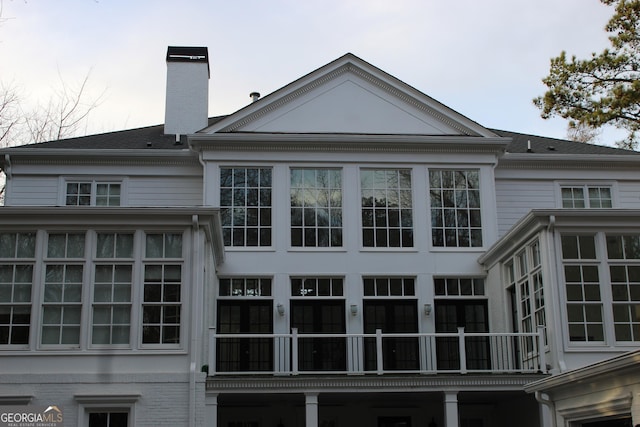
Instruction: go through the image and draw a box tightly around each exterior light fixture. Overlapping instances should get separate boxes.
[350,304,358,316]
[424,304,432,316]
[276,303,285,316]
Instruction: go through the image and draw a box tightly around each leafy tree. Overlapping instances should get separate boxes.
[534,0,640,149]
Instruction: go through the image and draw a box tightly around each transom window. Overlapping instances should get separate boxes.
[360,169,413,248]
[290,168,343,247]
[291,277,343,297]
[429,169,482,247]
[220,167,272,247]
[0,232,36,345]
[219,278,272,297]
[66,181,121,206]
[363,277,415,296]
[434,277,485,296]
[561,185,612,208]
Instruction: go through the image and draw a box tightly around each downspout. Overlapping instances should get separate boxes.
[1,154,12,205]
[534,391,557,427]
[196,149,207,206]
[189,214,202,427]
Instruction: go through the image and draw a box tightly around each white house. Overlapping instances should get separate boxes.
[1,46,639,427]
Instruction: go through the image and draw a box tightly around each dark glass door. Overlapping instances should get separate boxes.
[364,300,418,370]
[435,300,489,370]
[291,300,346,371]
[217,300,273,372]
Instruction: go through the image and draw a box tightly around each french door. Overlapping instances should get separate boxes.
[217,300,273,372]
[435,300,489,370]
[290,300,346,371]
[364,300,418,371]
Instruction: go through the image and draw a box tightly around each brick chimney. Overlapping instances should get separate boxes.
[164,46,210,136]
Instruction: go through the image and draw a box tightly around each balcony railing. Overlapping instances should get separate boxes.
[207,327,547,376]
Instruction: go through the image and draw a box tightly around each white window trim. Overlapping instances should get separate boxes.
[555,181,618,209]
[75,393,140,427]
[58,177,128,207]
[0,228,188,353]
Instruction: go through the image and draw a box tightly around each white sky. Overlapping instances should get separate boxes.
[0,0,621,144]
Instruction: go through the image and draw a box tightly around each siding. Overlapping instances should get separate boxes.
[128,176,203,206]
[6,176,59,206]
[495,179,555,237]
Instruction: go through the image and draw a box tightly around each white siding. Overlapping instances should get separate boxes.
[6,175,58,206]
[128,176,203,206]
[495,179,555,236]
[617,180,640,208]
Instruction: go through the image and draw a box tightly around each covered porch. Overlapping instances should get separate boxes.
[206,374,547,427]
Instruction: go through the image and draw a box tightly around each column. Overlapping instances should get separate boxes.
[205,394,218,427]
[305,393,319,427]
[444,392,459,427]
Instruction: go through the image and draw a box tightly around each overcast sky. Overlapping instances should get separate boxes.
[0,0,620,144]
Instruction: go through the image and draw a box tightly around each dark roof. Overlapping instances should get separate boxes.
[492,129,640,155]
[15,117,226,150]
[7,119,638,156]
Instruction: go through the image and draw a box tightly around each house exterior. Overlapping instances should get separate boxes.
[1,46,639,427]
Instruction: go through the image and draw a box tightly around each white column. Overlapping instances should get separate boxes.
[444,392,459,427]
[205,394,218,427]
[305,393,319,427]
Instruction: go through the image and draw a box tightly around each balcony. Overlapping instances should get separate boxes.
[207,327,547,376]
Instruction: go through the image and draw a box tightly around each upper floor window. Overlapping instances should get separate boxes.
[220,167,272,247]
[561,185,612,208]
[66,181,121,206]
[92,233,134,346]
[290,168,343,247]
[42,233,86,345]
[429,170,482,248]
[0,232,36,346]
[360,169,413,248]
[142,233,183,345]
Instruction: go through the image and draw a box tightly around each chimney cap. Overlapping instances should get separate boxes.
[166,46,209,76]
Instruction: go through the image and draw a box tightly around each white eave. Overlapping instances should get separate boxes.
[189,133,511,155]
[498,152,640,169]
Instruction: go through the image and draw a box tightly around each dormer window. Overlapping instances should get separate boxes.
[65,181,121,206]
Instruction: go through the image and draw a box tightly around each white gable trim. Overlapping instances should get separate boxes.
[203,54,497,138]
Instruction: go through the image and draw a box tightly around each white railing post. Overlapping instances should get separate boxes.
[376,329,384,375]
[458,327,467,374]
[537,326,547,373]
[291,328,299,375]
[208,327,216,376]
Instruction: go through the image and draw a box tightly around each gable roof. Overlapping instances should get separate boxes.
[202,53,498,137]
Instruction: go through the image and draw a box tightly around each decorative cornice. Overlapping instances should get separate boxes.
[206,374,546,393]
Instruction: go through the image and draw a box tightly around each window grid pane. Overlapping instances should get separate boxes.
[290,277,344,297]
[220,167,272,247]
[219,278,272,297]
[363,277,415,297]
[608,234,640,342]
[142,233,183,345]
[361,169,413,248]
[291,168,343,247]
[93,233,133,345]
[561,234,604,342]
[430,170,482,247]
[0,233,35,345]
